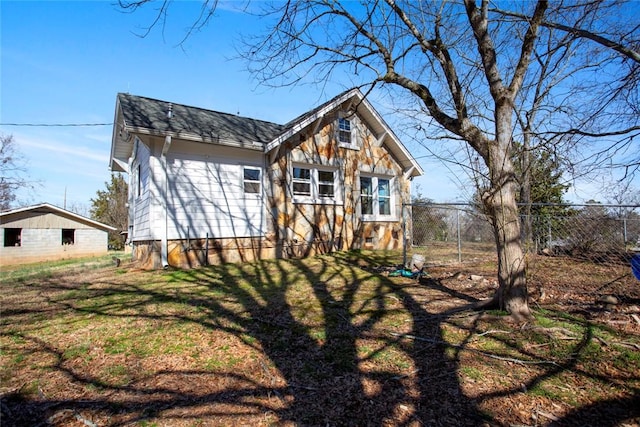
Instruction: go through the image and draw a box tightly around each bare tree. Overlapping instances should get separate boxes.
[117,0,640,321]
[0,134,35,210]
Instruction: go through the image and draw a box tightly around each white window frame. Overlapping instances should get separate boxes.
[243,166,262,196]
[336,113,359,150]
[292,166,312,197]
[360,174,396,221]
[292,164,341,204]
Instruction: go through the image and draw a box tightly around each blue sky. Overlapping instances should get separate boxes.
[1,1,636,212]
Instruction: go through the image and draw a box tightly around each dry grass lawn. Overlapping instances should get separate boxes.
[1,250,639,426]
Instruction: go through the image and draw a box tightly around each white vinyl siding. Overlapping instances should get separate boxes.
[131,138,152,241]
[165,154,265,239]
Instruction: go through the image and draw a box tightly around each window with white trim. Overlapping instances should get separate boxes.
[360,175,394,220]
[318,170,335,197]
[292,167,312,197]
[292,165,339,203]
[338,118,351,144]
[337,115,359,149]
[378,178,391,215]
[243,167,261,194]
[360,177,374,215]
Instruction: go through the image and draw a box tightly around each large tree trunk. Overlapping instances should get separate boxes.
[481,104,532,321]
[484,181,531,321]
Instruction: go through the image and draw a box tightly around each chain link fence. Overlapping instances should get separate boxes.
[405,203,640,267]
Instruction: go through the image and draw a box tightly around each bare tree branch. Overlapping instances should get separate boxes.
[490,7,640,64]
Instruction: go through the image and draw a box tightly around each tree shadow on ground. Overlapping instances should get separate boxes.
[1,252,638,426]
[1,253,485,426]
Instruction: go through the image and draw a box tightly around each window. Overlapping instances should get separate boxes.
[337,115,359,149]
[318,170,335,197]
[360,177,373,215]
[62,229,75,245]
[378,178,391,215]
[243,167,261,194]
[293,167,311,197]
[338,118,351,144]
[292,166,338,202]
[4,228,21,247]
[360,175,394,219]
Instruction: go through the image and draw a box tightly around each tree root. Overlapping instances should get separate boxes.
[469,293,534,323]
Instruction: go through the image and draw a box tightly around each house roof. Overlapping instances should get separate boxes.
[1,203,117,232]
[117,93,284,143]
[110,89,423,178]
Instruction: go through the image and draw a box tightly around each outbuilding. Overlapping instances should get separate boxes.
[0,203,116,266]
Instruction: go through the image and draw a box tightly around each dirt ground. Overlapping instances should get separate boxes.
[1,252,639,426]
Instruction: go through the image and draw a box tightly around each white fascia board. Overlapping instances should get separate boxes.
[357,96,424,177]
[109,97,122,170]
[265,89,360,153]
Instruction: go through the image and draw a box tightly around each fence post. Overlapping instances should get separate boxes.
[457,207,462,263]
[402,204,408,267]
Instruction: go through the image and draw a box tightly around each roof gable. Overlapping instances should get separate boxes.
[267,88,424,178]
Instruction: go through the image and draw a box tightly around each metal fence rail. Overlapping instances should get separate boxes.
[404,203,640,267]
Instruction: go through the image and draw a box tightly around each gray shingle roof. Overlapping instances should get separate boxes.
[118,93,285,144]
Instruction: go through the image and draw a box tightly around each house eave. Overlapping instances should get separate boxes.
[124,126,266,150]
[110,124,265,173]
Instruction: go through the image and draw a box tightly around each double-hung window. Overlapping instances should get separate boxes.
[318,170,335,197]
[360,177,374,215]
[292,165,338,203]
[337,115,358,149]
[338,118,351,144]
[360,175,394,220]
[243,167,261,194]
[378,178,391,215]
[292,167,312,197]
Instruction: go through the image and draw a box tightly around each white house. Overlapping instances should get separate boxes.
[0,203,117,266]
[109,88,423,268]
